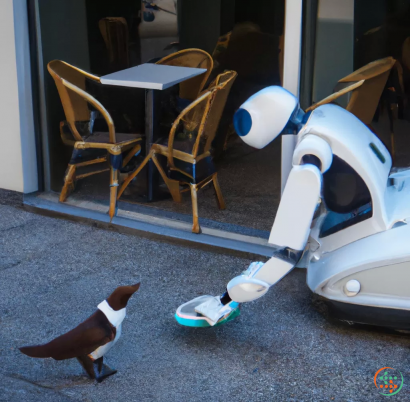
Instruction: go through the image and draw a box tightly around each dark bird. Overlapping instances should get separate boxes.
[19,283,140,382]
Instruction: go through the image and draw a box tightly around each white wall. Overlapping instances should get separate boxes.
[0,0,38,193]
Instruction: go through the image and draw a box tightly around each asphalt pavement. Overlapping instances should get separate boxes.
[0,204,409,401]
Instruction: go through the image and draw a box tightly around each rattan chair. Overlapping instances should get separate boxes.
[48,60,142,220]
[307,57,396,122]
[118,70,237,233]
[307,57,397,156]
[156,49,214,101]
[99,17,130,72]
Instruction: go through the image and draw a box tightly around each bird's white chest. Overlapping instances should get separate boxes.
[89,300,126,360]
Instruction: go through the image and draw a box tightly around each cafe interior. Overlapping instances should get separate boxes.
[33,0,410,238]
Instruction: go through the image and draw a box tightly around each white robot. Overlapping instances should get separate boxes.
[175,86,410,331]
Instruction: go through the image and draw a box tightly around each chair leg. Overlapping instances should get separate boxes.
[109,166,119,221]
[165,179,182,203]
[59,164,76,202]
[118,150,182,203]
[122,143,141,168]
[152,154,182,203]
[212,173,226,210]
[189,184,201,234]
[117,151,152,199]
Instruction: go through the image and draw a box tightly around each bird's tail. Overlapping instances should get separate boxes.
[19,345,51,358]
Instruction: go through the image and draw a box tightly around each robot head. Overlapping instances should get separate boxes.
[233,86,300,149]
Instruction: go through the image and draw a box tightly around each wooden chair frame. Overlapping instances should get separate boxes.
[48,60,142,220]
[307,57,397,114]
[306,57,397,157]
[156,49,214,100]
[306,80,365,112]
[118,71,237,233]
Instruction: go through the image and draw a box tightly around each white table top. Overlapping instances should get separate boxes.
[100,63,207,90]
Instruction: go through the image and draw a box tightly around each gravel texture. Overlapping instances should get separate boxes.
[0,204,409,401]
[0,189,23,207]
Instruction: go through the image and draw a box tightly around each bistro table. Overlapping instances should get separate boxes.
[100,63,206,201]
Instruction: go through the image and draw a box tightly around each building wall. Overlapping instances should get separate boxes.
[0,0,37,193]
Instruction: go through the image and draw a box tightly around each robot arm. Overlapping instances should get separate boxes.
[192,160,325,325]
[227,134,332,303]
[177,86,333,327]
[194,134,332,324]
[227,163,323,302]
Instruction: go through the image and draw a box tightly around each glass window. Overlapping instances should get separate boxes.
[306,0,410,167]
[31,0,286,237]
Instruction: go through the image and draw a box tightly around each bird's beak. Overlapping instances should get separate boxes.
[131,283,141,292]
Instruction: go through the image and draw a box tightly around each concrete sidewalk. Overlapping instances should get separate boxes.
[0,204,409,402]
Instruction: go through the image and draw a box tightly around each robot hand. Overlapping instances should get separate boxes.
[192,259,294,325]
[175,257,295,327]
[193,262,267,325]
[175,262,268,327]
[227,258,294,302]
